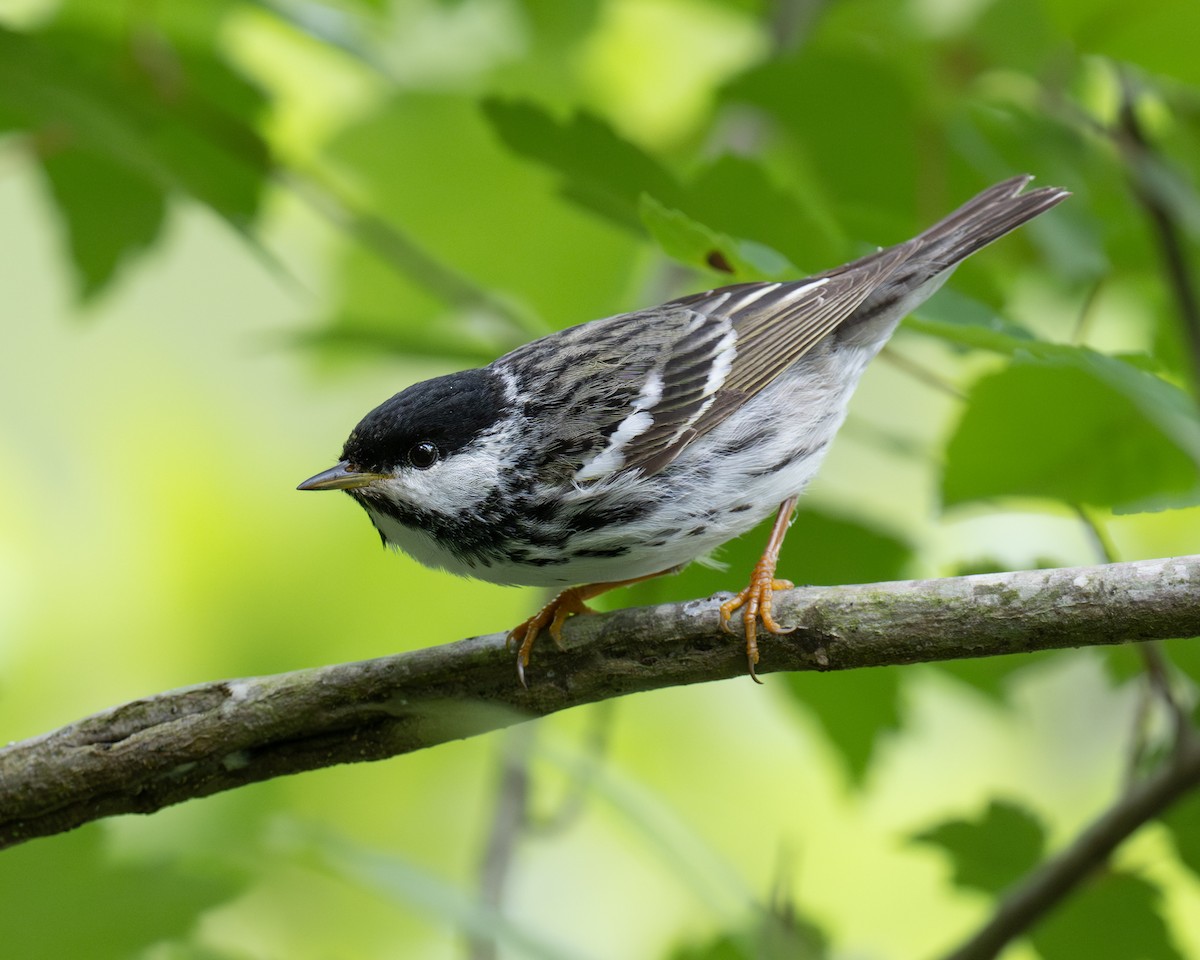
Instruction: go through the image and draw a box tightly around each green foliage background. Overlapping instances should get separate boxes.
[1,0,1199,957]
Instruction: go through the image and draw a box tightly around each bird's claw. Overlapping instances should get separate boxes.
[720,569,796,683]
[507,589,597,687]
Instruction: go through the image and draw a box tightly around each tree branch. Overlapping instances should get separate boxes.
[2,555,1198,850]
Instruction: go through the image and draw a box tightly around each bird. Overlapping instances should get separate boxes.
[298,175,1068,685]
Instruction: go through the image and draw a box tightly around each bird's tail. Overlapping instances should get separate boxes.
[836,176,1069,348]
[907,174,1070,273]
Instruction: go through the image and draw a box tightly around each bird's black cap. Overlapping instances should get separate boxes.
[341,368,509,473]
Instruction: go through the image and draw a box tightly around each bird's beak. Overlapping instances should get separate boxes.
[297,461,385,491]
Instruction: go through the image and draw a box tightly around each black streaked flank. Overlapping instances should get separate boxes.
[571,546,631,559]
[570,500,654,532]
[719,428,773,458]
[746,439,829,478]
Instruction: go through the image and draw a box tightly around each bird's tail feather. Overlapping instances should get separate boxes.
[908,174,1070,274]
[835,176,1068,348]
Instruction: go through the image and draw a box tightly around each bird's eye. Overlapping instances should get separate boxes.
[407,441,439,469]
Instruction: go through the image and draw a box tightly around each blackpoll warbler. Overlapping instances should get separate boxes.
[299,176,1068,684]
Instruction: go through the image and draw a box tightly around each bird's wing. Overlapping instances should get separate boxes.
[598,243,913,478]
[561,176,1068,483]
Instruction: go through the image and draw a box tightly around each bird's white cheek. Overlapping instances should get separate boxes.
[378,444,504,516]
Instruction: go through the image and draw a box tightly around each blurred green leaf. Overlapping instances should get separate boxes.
[290,318,505,365]
[934,649,1058,701]
[482,98,683,230]
[639,195,794,281]
[0,23,270,298]
[666,912,826,960]
[1030,872,1183,960]
[943,351,1200,513]
[1043,0,1200,85]
[1161,789,1200,880]
[906,290,1039,353]
[787,665,904,786]
[325,92,639,353]
[483,99,841,273]
[0,826,241,959]
[39,147,166,300]
[668,933,755,960]
[966,0,1063,73]
[912,799,1045,895]
[681,154,842,271]
[720,45,921,236]
[1159,635,1200,692]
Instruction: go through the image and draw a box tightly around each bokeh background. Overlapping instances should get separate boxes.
[2,0,1200,957]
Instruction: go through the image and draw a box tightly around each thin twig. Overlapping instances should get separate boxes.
[1114,69,1200,390]
[879,345,968,400]
[466,702,614,959]
[279,169,545,340]
[1073,505,1117,566]
[468,724,535,960]
[1069,278,1106,347]
[526,702,615,836]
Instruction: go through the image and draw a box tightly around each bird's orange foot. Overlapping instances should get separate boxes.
[507,588,597,688]
[720,560,796,683]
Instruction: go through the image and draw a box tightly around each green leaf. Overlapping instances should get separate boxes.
[1043,0,1200,85]
[943,352,1200,513]
[906,290,1038,354]
[911,314,1200,508]
[720,46,920,235]
[482,98,683,230]
[667,913,826,960]
[912,799,1045,895]
[483,100,840,273]
[0,826,241,959]
[639,195,794,281]
[787,665,905,786]
[38,147,165,300]
[1161,786,1200,879]
[289,317,506,366]
[0,24,270,296]
[681,154,843,271]
[326,92,640,352]
[1159,635,1200,693]
[934,649,1058,701]
[1030,872,1183,960]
